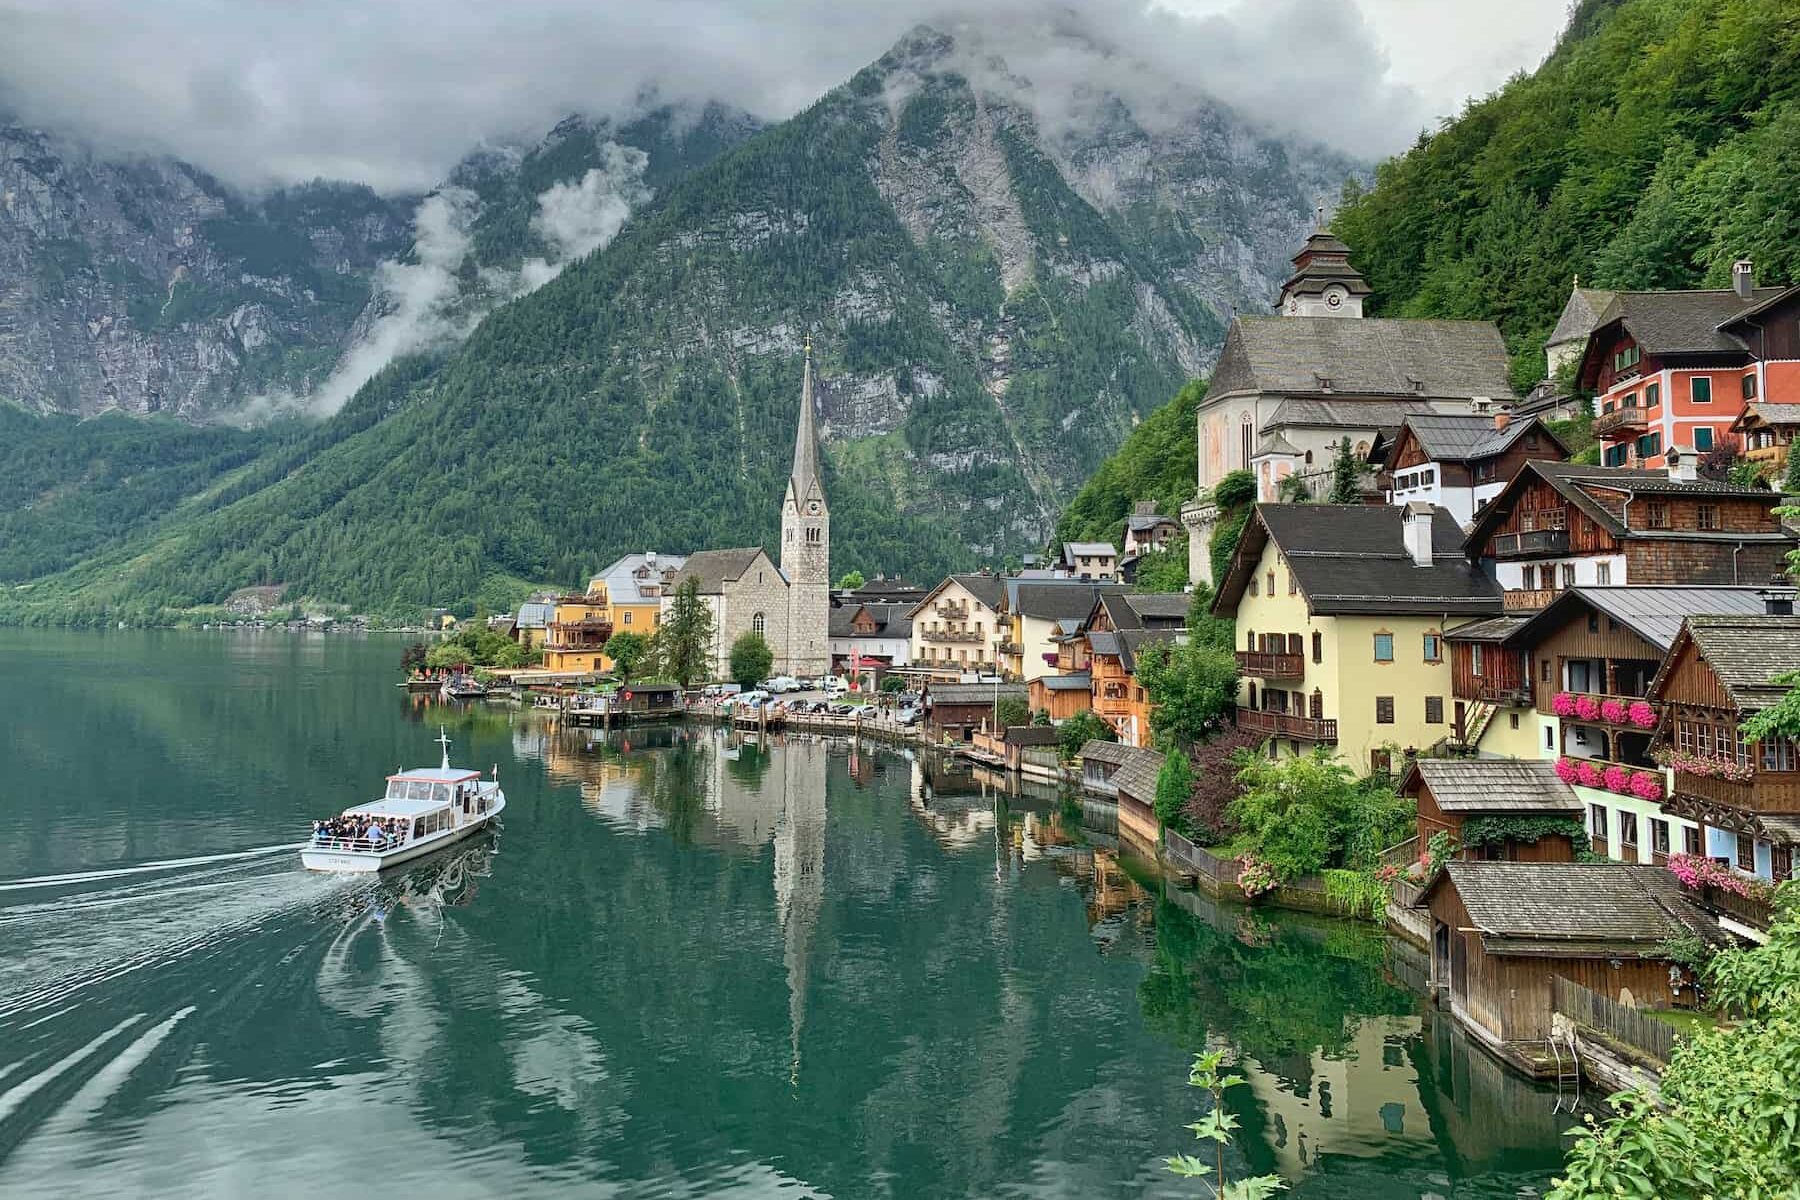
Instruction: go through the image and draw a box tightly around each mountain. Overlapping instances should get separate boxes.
[1331,0,1800,391]
[1062,0,1800,546]
[2,26,1355,623]
[0,104,760,420]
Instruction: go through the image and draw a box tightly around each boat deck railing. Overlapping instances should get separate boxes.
[308,834,415,854]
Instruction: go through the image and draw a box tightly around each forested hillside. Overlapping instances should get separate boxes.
[1054,381,1204,546]
[1,25,1347,624]
[1333,0,1800,390]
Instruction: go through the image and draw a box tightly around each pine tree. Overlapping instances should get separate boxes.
[654,578,715,688]
[1327,437,1362,504]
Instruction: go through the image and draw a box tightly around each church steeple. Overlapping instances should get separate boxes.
[790,338,823,505]
[780,338,830,676]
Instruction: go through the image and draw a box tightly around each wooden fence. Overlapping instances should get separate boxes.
[1551,975,1677,1063]
[1379,835,1419,869]
[1162,828,1242,886]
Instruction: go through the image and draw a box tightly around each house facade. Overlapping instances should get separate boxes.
[1000,579,1124,682]
[1378,413,1568,526]
[1400,759,1584,863]
[906,574,1006,681]
[1122,502,1180,555]
[1462,460,1793,614]
[828,601,912,680]
[542,593,615,674]
[1061,542,1119,582]
[1576,269,1800,469]
[1213,503,1502,774]
[668,547,791,682]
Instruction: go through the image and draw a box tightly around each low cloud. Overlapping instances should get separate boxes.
[0,0,1482,195]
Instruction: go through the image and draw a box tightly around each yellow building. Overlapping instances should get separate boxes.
[906,574,1007,680]
[541,590,615,674]
[541,553,688,674]
[1212,503,1504,774]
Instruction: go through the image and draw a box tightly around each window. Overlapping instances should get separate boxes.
[1541,658,1552,682]
[1737,833,1755,872]
[1311,631,1323,664]
[1373,633,1394,663]
[1545,725,1556,751]
[1249,575,1259,596]
[1743,373,1758,400]
[1698,503,1719,531]
[1636,432,1662,459]
[1310,689,1323,720]
[752,612,766,636]
[1425,696,1444,724]
[1613,345,1642,372]
[1289,573,1298,596]
[1241,414,1254,466]
[1645,381,1660,408]
[1695,427,1714,452]
[1588,612,1600,633]
[1761,735,1799,772]
[1603,443,1629,467]
[1246,630,1256,652]
[1646,501,1669,529]
[1287,633,1304,657]
[1561,564,1576,589]
[1621,391,1637,410]
[1510,713,1521,730]
[1371,748,1393,774]
[1683,825,1702,856]
[1596,562,1612,585]
[1651,819,1670,857]
[1375,696,1395,724]
[806,526,821,544]
[623,610,632,625]
[1422,633,1442,663]
[1692,376,1713,404]
[1619,811,1638,848]
[1267,570,1276,596]
[1590,805,1608,839]
[1471,644,1485,675]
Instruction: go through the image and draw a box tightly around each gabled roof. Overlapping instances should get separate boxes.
[1126,512,1179,533]
[1731,402,1800,434]
[1125,592,1190,623]
[927,683,1028,706]
[1209,316,1516,401]
[1036,672,1092,691]
[1108,745,1166,804]
[1419,862,1724,957]
[671,548,770,594]
[1398,759,1582,815]
[828,602,913,640]
[1267,397,1453,432]
[1506,586,1782,654]
[1546,285,1618,348]
[1078,740,1135,767]
[1005,580,1123,622]
[1118,628,1183,674]
[1651,614,1800,712]
[1063,541,1118,558]
[1598,287,1786,357]
[1393,413,1569,464]
[1719,281,1800,329]
[906,573,1006,618]
[593,552,689,605]
[1464,460,1783,551]
[1214,504,1502,618]
[1443,615,1527,643]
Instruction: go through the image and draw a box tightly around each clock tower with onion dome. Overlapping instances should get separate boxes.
[781,340,831,676]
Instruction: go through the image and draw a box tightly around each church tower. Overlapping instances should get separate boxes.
[781,341,831,676]
[1277,206,1371,319]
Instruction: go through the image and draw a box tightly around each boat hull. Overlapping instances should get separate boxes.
[301,797,505,873]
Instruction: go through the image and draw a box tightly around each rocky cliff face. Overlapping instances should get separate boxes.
[0,124,414,416]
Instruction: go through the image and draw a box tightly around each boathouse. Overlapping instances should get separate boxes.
[1399,758,1585,862]
[1415,861,1723,1046]
[924,683,1028,743]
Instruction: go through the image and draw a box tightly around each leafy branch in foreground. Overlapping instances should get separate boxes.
[1166,1048,1286,1199]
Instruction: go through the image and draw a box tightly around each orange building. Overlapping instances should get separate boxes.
[1577,269,1800,469]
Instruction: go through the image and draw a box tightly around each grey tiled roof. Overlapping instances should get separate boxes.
[928,684,1028,706]
[1118,628,1183,674]
[1126,513,1178,532]
[1443,615,1528,643]
[1210,316,1516,400]
[1466,461,1782,548]
[1398,413,1564,462]
[1036,672,1092,691]
[1125,593,1191,622]
[670,548,766,594]
[828,602,912,640]
[1109,746,1166,804]
[951,574,1007,609]
[1680,615,1800,709]
[1078,740,1134,766]
[1267,397,1452,431]
[1604,287,1784,356]
[1426,862,1723,953]
[1401,759,1582,815]
[1734,402,1800,429]
[1547,286,1618,347]
[1063,542,1118,558]
[1510,586,1781,653]
[1220,504,1502,617]
[1087,630,1122,656]
[1007,580,1122,621]
[593,552,688,605]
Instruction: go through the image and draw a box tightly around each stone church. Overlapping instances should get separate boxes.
[667,346,831,680]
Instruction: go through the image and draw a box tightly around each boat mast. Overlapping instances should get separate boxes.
[437,726,452,770]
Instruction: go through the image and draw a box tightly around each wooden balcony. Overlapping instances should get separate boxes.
[1503,587,1560,612]
[1237,707,1338,743]
[1699,883,1773,932]
[996,640,1023,655]
[1491,529,1569,558]
[1557,692,1661,728]
[1745,443,1786,465]
[1593,407,1650,437]
[1458,676,1532,705]
[933,629,986,644]
[935,601,969,619]
[1235,650,1305,680]
[1673,769,1800,814]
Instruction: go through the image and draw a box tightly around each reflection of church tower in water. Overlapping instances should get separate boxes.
[770,739,828,1086]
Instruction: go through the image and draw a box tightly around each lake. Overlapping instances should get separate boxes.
[0,630,1575,1197]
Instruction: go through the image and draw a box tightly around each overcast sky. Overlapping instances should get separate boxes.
[0,0,1570,194]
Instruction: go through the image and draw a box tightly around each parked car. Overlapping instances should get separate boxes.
[758,675,801,694]
[730,689,771,707]
[701,683,742,701]
[895,706,921,726]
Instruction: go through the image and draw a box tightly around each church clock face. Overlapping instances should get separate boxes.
[808,501,821,515]
[1326,291,1342,309]
[1285,297,1298,315]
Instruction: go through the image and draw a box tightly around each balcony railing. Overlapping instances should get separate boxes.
[1491,528,1570,558]
[1699,882,1773,932]
[1554,692,1660,729]
[1235,650,1305,680]
[932,629,986,644]
[1237,707,1338,743]
[1503,587,1560,612]
[1745,443,1786,465]
[1460,676,1532,705]
[1593,407,1650,437]
[935,602,969,619]
[996,640,1022,655]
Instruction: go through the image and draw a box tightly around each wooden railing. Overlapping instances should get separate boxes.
[1235,650,1305,680]
[1503,588,1560,612]
[1236,707,1338,742]
[1379,835,1420,868]
[1461,676,1532,704]
[1673,769,1800,814]
[1492,528,1569,558]
[1700,883,1774,931]
[1592,407,1651,437]
[1551,976,1677,1063]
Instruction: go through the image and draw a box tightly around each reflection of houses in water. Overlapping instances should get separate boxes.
[907,757,1000,851]
[1241,1014,1425,1178]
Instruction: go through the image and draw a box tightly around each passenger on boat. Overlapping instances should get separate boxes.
[366,821,387,847]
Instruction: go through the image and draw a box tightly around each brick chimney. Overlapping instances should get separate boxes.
[1494,410,1511,432]
[1402,502,1435,566]
[1733,259,1755,301]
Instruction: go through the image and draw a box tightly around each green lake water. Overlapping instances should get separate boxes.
[0,630,1576,1197]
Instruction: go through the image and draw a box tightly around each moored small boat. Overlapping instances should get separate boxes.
[441,673,489,699]
[301,730,505,873]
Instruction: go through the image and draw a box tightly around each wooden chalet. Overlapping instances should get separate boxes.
[1730,402,1800,474]
[1376,412,1569,526]
[1416,861,1724,1047]
[1463,460,1793,614]
[1400,760,1584,862]
[1648,615,1800,922]
[923,682,1028,743]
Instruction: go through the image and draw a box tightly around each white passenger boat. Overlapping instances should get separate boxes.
[301,730,506,873]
